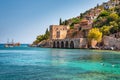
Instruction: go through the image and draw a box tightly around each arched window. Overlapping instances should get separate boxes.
[65,41,68,48]
[61,41,64,48]
[57,41,60,48]
[70,41,74,48]
[53,41,56,48]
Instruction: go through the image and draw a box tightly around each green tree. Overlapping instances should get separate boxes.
[98,10,110,18]
[80,13,83,18]
[109,21,118,27]
[100,26,111,35]
[110,21,119,33]
[45,28,49,34]
[45,28,50,39]
[59,18,62,25]
[64,20,68,25]
[33,28,50,45]
[108,13,119,22]
[115,6,120,16]
[97,4,99,8]
[88,28,102,42]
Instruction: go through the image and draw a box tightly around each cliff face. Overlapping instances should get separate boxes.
[38,40,51,48]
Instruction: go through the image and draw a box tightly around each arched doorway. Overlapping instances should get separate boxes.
[65,41,68,48]
[53,41,56,48]
[70,41,74,48]
[61,41,64,48]
[57,41,60,48]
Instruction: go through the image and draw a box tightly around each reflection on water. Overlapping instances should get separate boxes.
[91,53,103,61]
[0,47,120,80]
[51,49,66,66]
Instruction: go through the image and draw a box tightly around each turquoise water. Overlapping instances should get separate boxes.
[0,45,120,80]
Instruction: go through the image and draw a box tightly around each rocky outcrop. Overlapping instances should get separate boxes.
[103,36,120,50]
[38,40,51,48]
[90,39,98,49]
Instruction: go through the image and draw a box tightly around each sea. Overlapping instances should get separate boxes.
[0,44,120,80]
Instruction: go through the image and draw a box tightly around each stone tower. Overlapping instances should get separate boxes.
[49,25,70,40]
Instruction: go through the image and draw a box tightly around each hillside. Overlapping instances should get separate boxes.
[33,0,120,45]
[61,0,120,36]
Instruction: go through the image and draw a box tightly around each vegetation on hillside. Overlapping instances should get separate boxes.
[88,28,102,42]
[33,1,120,45]
[33,28,50,45]
[93,6,120,35]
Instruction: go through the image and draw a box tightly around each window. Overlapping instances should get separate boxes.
[56,31,60,38]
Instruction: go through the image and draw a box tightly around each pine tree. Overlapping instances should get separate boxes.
[80,13,83,18]
[59,18,62,25]
[64,20,68,25]
[45,28,49,34]
[97,4,99,8]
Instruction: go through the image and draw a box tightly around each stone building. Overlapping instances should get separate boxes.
[85,8,101,21]
[51,38,87,49]
[49,25,88,49]
[50,25,70,40]
[49,2,103,49]
[73,19,92,38]
[103,0,120,10]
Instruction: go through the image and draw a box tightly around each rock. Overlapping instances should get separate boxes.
[90,39,98,49]
[103,36,120,50]
[38,40,51,48]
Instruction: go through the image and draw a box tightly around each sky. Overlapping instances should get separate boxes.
[0,0,109,44]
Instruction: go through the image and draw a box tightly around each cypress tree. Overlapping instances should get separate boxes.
[80,13,83,18]
[59,18,62,25]
[45,28,49,34]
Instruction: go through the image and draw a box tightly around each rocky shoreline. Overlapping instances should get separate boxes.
[30,36,120,52]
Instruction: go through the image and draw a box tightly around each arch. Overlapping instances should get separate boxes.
[53,41,56,48]
[57,41,60,48]
[65,41,69,48]
[61,41,64,48]
[70,41,74,48]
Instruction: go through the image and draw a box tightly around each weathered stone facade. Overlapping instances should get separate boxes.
[49,2,103,49]
[49,25,88,49]
[110,32,120,38]
[50,25,70,40]
[50,38,87,49]
[103,36,120,50]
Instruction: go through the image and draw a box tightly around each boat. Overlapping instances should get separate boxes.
[4,39,14,48]
[4,44,14,48]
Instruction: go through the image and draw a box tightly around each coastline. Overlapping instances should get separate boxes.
[30,44,120,52]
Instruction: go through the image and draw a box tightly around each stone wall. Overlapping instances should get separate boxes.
[103,36,120,50]
[50,38,88,49]
[49,25,70,40]
[66,30,84,39]
[110,32,120,38]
